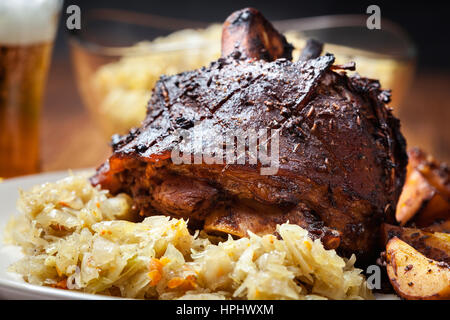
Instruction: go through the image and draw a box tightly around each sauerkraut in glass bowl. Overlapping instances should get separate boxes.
[69,10,414,138]
[69,9,221,137]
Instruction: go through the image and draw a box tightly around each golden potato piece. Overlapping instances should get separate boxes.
[396,148,450,227]
[396,169,435,225]
[381,224,450,264]
[414,192,450,227]
[386,237,450,300]
[424,219,450,234]
[409,148,450,198]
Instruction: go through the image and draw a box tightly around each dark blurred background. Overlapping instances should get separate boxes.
[61,0,450,71]
[42,0,450,171]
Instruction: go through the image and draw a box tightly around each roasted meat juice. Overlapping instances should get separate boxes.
[0,0,61,177]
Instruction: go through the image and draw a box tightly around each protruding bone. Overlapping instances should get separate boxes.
[221,7,293,61]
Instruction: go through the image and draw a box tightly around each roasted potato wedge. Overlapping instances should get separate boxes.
[413,191,450,227]
[381,224,450,264]
[396,168,436,225]
[396,148,450,227]
[424,219,450,234]
[409,148,450,197]
[386,237,450,300]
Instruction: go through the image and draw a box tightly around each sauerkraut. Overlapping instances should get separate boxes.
[5,174,373,300]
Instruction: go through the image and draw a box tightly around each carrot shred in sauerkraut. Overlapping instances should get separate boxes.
[4,174,373,300]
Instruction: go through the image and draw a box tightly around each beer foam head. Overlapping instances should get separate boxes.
[0,0,62,45]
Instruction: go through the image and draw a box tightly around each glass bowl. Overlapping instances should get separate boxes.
[68,9,220,137]
[69,10,416,138]
[275,14,416,111]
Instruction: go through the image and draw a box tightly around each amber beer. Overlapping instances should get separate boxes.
[0,42,53,177]
[0,0,61,178]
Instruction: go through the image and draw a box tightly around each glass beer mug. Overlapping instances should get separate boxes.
[0,0,62,178]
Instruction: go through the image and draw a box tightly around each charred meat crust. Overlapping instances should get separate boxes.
[92,8,407,260]
[92,53,406,260]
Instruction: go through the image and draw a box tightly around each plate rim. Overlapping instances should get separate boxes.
[0,277,119,300]
[0,169,399,300]
[0,169,107,300]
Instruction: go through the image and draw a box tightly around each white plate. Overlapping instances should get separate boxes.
[0,170,119,300]
[0,170,399,300]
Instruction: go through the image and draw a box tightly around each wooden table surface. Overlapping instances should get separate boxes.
[40,57,450,173]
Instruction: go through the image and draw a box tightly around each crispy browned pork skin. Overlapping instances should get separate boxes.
[91,8,407,260]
